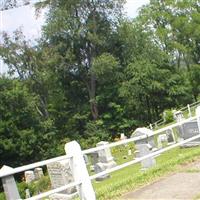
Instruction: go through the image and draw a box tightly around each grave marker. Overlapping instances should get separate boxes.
[47,160,76,196]
[34,167,44,180]
[25,171,35,184]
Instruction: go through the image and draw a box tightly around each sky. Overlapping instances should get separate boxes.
[0,0,149,74]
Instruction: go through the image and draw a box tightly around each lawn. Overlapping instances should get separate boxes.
[93,146,200,200]
[1,145,200,200]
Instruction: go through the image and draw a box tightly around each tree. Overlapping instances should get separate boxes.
[139,0,200,69]
[0,77,57,167]
[41,0,125,120]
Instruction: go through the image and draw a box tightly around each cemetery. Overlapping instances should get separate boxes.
[0,105,200,199]
[1,0,200,199]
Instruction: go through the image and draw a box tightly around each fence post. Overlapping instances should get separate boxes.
[196,106,200,132]
[0,166,20,200]
[188,104,192,117]
[65,141,96,200]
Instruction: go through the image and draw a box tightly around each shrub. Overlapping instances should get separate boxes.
[163,109,174,123]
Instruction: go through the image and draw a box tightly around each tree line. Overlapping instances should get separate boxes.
[0,0,200,167]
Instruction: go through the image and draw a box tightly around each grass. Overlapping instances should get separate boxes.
[1,146,200,200]
[0,176,50,200]
[194,194,200,200]
[93,146,200,200]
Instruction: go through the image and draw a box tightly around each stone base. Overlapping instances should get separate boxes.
[95,174,111,181]
[180,142,200,148]
[94,161,117,181]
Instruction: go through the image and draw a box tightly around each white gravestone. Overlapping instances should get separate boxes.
[25,171,35,184]
[174,111,184,122]
[47,160,76,196]
[128,150,132,156]
[25,189,31,198]
[34,168,44,180]
[157,134,168,149]
[96,141,114,163]
[132,128,156,148]
[120,133,127,140]
[131,128,156,170]
[136,144,156,170]
[94,141,117,181]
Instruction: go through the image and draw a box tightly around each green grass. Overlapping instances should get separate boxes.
[93,146,200,200]
[0,193,5,200]
[1,146,200,200]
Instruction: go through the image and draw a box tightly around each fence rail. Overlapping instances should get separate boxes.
[150,100,200,130]
[1,107,200,200]
[0,155,72,179]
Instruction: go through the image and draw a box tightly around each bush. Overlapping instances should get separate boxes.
[163,109,174,123]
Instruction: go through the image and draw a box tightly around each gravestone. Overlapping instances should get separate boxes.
[136,144,156,170]
[34,168,44,180]
[96,141,114,163]
[83,154,89,165]
[177,120,200,147]
[120,133,127,140]
[174,111,184,122]
[25,189,31,198]
[128,150,132,156]
[134,150,140,158]
[131,128,156,148]
[47,160,76,198]
[90,152,99,172]
[94,163,111,181]
[166,129,176,145]
[25,171,35,184]
[131,128,156,169]
[93,141,117,181]
[90,152,99,164]
[157,134,168,149]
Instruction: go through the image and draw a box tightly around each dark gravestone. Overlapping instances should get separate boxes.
[166,129,176,144]
[177,120,200,147]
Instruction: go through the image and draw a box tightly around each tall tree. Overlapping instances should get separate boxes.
[41,0,125,120]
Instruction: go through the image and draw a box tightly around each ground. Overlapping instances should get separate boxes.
[122,159,200,200]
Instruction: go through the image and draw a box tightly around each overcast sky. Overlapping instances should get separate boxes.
[0,0,149,73]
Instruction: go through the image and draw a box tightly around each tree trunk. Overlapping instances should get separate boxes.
[89,73,98,120]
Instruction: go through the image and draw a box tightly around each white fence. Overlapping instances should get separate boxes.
[149,100,200,129]
[1,106,200,200]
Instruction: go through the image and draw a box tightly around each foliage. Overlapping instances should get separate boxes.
[0,0,199,168]
[0,77,58,167]
[163,109,174,123]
